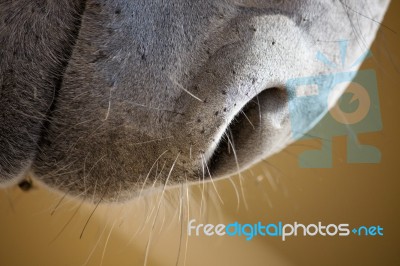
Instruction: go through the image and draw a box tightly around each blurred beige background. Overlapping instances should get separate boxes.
[1,2,399,265]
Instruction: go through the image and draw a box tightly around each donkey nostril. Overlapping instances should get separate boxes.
[207,87,287,177]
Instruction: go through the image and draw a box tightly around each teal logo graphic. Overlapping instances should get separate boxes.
[188,219,384,241]
[287,41,382,168]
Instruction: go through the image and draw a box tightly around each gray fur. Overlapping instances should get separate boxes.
[0,0,85,186]
[0,0,390,201]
